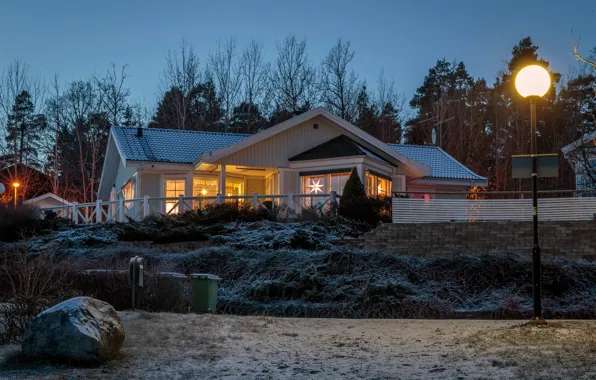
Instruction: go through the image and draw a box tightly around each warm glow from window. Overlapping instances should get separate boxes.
[193,177,217,197]
[365,172,391,197]
[122,180,135,200]
[515,65,550,98]
[165,179,186,214]
[225,179,244,196]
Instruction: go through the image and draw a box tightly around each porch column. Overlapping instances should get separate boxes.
[357,165,365,185]
[219,164,226,197]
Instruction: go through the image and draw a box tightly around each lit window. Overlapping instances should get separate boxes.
[365,172,391,197]
[330,173,350,195]
[193,177,218,197]
[165,179,185,214]
[225,179,244,197]
[121,180,135,200]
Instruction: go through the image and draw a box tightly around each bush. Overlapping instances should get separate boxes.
[0,246,74,343]
[338,168,388,225]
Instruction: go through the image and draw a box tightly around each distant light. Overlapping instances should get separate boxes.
[13,182,19,188]
[201,189,207,196]
[515,65,550,98]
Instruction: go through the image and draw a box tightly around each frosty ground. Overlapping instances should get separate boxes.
[2,313,596,380]
[3,216,596,378]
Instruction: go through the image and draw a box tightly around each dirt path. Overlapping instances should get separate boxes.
[1,313,596,379]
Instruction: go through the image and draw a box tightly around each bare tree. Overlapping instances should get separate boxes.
[209,38,241,132]
[270,35,317,114]
[159,37,201,130]
[45,75,63,195]
[239,39,269,132]
[319,38,360,122]
[62,80,98,202]
[572,33,596,70]
[94,63,130,126]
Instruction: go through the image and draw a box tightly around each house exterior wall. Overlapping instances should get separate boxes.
[246,178,265,195]
[114,163,136,194]
[216,116,343,168]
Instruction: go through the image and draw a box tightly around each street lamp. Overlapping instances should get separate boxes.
[515,65,551,321]
[13,182,20,208]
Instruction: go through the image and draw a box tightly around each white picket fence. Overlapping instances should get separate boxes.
[40,192,338,225]
[392,197,596,223]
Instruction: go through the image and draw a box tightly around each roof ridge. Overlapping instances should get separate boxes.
[388,143,440,149]
[112,125,252,137]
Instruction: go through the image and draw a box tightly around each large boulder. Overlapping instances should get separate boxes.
[22,296,125,363]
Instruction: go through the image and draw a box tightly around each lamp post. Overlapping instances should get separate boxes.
[13,182,20,208]
[515,65,551,321]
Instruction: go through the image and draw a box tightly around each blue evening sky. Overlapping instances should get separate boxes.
[1,0,595,110]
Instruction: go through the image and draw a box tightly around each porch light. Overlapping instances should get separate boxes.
[309,179,323,194]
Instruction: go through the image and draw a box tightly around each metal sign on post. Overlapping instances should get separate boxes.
[512,154,559,179]
[129,256,144,309]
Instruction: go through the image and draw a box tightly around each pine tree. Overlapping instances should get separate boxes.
[356,85,377,136]
[5,90,47,168]
[342,167,366,198]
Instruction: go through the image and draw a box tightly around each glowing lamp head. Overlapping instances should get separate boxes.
[515,65,550,98]
[13,182,19,188]
[200,189,207,196]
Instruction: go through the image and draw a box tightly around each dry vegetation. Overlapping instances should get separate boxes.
[2,314,596,379]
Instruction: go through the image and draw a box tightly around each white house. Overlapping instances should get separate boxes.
[561,131,596,193]
[98,107,487,214]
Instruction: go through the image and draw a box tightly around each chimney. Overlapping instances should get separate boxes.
[136,127,143,138]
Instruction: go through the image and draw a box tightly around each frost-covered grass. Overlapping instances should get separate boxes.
[33,242,596,319]
[7,217,596,319]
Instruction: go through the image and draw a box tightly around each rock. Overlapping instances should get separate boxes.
[22,296,125,363]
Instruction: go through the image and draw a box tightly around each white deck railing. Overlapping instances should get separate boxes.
[39,192,338,225]
[392,197,596,223]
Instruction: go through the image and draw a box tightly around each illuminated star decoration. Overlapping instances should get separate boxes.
[309,179,323,194]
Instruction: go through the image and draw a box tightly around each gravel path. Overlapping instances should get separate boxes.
[1,313,595,379]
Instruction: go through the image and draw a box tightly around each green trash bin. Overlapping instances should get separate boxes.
[190,273,221,313]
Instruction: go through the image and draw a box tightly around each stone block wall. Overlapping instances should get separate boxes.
[350,221,596,259]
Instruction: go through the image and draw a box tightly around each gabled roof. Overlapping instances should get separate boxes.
[23,192,71,205]
[198,107,431,177]
[388,144,486,181]
[288,135,394,166]
[561,131,596,157]
[111,126,250,164]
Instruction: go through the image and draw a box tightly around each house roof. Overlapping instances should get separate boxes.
[112,126,250,164]
[197,107,431,177]
[24,192,71,205]
[288,135,394,166]
[105,110,486,188]
[388,144,486,181]
[561,131,596,157]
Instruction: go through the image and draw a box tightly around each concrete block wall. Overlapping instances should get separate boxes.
[350,221,596,259]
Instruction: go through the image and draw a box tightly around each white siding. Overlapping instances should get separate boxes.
[216,116,343,168]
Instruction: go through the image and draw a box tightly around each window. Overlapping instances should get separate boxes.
[365,172,391,197]
[225,179,244,196]
[165,179,185,214]
[301,175,327,207]
[330,173,350,195]
[121,179,135,200]
[193,177,218,197]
